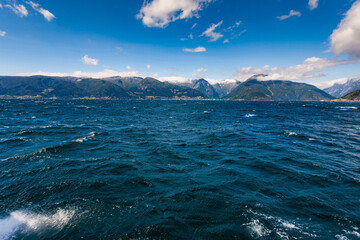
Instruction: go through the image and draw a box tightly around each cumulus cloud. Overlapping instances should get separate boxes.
[15,69,143,79]
[81,55,99,66]
[0,31,6,37]
[330,0,360,58]
[126,65,133,70]
[183,46,206,52]
[309,0,319,10]
[234,57,352,82]
[5,3,28,17]
[137,0,213,28]
[201,21,224,42]
[26,1,55,21]
[192,68,207,78]
[146,64,151,69]
[277,10,301,21]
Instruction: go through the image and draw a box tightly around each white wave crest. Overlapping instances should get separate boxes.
[244,219,271,237]
[73,132,96,143]
[244,114,256,118]
[336,106,358,110]
[0,209,75,240]
[284,131,297,136]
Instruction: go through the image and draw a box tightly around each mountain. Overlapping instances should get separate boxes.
[323,77,360,98]
[0,76,130,99]
[191,79,219,99]
[176,79,240,99]
[225,78,334,101]
[0,76,206,99]
[177,79,219,99]
[120,77,206,99]
[213,81,240,98]
[335,89,360,101]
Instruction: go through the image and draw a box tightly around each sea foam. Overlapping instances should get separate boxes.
[0,209,74,240]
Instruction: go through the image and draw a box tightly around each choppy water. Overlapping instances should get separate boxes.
[1,100,360,240]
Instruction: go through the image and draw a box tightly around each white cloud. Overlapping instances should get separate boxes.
[26,1,55,21]
[5,4,28,17]
[159,76,189,83]
[15,69,143,79]
[192,23,197,29]
[221,20,246,41]
[183,46,206,52]
[277,10,301,21]
[330,0,360,58]
[224,21,242,32]
[234,57,352,82]
[81,55,99,66]
[192,68,207,78]
[180,33,194,41]
[137,0,213,28]
[0,4,2,8]
[313,78,349,89]
[0,31,6,37]
[309,0,319,10]
[201,21,224,42]
[146,64,151,69]
[159,76,236,85]
[126,65,132,70]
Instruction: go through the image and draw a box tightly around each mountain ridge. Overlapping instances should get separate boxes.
[0,75,336,101]
[225,78,334,101]
[0,76,205,99]
[323,77,360,98]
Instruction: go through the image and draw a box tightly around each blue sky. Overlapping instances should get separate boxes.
[0,0,360,88]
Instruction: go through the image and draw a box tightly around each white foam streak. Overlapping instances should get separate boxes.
[0,209,74,240]
[73,132,96,143]
[336,107,358,110]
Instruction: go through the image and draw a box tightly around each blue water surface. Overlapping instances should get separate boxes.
[0,100,359,239]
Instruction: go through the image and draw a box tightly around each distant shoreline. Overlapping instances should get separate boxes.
[1,97,359,102]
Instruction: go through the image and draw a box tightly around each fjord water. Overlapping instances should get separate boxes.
[0,100,359,240]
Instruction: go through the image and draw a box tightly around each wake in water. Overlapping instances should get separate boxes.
[0,209,75,240]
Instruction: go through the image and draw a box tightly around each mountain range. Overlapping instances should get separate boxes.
[323,77,360,98]
[0,76,205,100]
[0,75,335,101]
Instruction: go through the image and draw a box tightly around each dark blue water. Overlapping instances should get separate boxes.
[0,100,360,240]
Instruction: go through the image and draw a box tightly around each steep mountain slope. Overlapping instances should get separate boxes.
[192,79,219,99]
[177,79,219,99]
[335,89,360,101]
[225,79,334,101]
[213,81,240,98]
[323,77,360,98]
